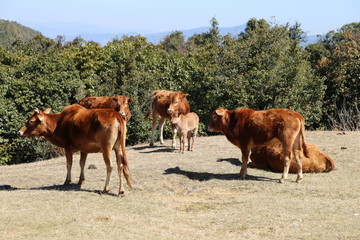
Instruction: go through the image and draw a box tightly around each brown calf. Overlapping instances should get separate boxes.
[170,111,199,153]
[250,141,335,173]
[17,104,132,196]
[144,90,190,147]
[208,107,309,183]
[79,95,132,121]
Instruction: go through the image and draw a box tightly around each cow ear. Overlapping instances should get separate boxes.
[215,108,226,117]
[128,98,133,103]
[43,108,52,114]
[34,108,41,114]
[182,93,189,98]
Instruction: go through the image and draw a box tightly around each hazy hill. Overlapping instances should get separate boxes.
[0,19,41,46]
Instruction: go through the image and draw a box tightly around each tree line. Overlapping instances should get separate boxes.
[0,18,359,165]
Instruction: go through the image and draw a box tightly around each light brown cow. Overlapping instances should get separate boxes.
[17,104,132,196]
[208,107,309,183]
[79,95,132,121]
[249,141,335,173]
[144,90,190,147]
[169,111,199,153]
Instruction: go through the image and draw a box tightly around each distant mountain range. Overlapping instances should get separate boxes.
[0,20,41,46]
[1,20,319,47]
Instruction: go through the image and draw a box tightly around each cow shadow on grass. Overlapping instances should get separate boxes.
[217,158,242,166]
[163,166,277,182]
[133,144,176,154]
[0,183,116,196]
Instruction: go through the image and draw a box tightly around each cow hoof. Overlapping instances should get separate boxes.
[296,177,303,183]
[149,142,154,147]
[279,178,285,184]
[118,191,125,197]
[78,179,85,185]
[102,189,110,195]
[64,180,71,185]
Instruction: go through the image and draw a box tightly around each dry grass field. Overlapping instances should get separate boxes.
[1,131,360,240]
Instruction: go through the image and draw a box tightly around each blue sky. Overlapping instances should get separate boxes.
[1,0,359,35]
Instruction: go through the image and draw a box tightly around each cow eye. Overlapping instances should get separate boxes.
[29,119,36,125]
[212,115,218,121]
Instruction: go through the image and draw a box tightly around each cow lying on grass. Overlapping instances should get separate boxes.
[144,90,190,148]
[250,141,335,173]
[169,110,199,153]
[17,104,132,196]
[208,107,309,183]
[79,95,132,121]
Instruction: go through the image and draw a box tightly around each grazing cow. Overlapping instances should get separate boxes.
[208,107,309,183]
[249,141,335,173]
[169,111,199,153]
[79,95,132,121]
[17,104,132,196]
[144,90,190,147]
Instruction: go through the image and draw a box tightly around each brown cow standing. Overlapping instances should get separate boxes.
[144,90,190,147]
[79,95,132,121]
[250,141,335,173]
[169,111,199,153]
[208,107,309,183]
[17,104,132,196]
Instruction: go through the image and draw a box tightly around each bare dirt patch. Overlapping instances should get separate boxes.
[1,131,359,239]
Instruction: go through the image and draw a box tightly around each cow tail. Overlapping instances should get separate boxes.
[144,92,156,119]
[325,155,336,172]
[118,116,132,189]
[300,119,310,158]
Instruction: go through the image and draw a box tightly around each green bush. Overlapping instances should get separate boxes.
[1,18,357,164]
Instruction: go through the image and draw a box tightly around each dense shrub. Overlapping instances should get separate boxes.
[0,19,358,164]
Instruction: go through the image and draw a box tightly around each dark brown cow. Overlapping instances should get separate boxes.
[79,95,132,121]
[250,141,335,173]
[17,104,132,196]
[144,90,190,147]
[169,111,199,153]
[208,107,309,183]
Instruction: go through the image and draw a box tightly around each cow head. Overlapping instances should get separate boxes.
[17,108,52,139]
[169,110,181,124]
[113,96,133,121]
[207,107,228,133]
[167,91,190,115]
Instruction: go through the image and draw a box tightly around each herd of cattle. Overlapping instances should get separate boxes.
[17,90,335,196]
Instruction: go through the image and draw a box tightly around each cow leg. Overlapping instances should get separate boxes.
[171,124,177,148]
[149,113,159,146]
[293,133,303,183]
[178,133,184,153]
[187,131,191,151]
[280,144,292,183]
[240,148,250,179]
[64,148,73,185]
[114,148,125,196]
[78,152,88,185]
[102,147,113,194]
[190,127,198,151]
[159,117,166,145]
[295,150,303,183]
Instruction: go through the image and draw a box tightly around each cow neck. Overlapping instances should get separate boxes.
[222,111,242,143]
[41,113,63,147]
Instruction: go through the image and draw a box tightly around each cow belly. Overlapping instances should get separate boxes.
[77,142,102,153]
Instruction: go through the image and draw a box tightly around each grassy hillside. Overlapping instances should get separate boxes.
[0,19,41,46]
[1,131,360,239]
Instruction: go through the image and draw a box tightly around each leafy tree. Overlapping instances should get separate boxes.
[307,22,360,129]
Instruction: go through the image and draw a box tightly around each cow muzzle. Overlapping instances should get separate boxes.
[120,112,126,118]
[167,109,174,114]
[17,130,27,139]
